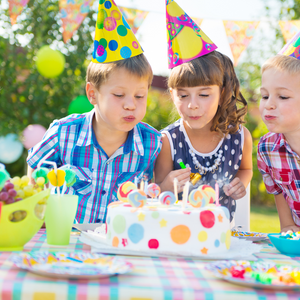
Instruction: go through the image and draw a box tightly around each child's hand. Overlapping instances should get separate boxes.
[281,224,300,233]
[223,177,246,200]
[160,168,191,194]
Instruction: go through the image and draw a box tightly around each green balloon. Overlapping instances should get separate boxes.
[68,95,94,115]
[36,46,65,78]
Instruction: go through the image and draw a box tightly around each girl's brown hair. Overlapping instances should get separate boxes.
[168,51,247,136]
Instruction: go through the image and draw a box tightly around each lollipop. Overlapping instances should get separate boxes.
[198,185,216,204]
[117,181,137,202]
[127,189,147,208]
[147,183,161,198]
[189,189,207,208]
[159,191,176,206]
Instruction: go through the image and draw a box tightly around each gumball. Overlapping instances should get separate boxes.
[127,189,147,208]
[117,181,137,202]
[147,183,161,198]
[159,191,176,205]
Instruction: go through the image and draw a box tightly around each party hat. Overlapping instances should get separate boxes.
[166,0,217,69]
[92,0,143,64]
[278,29,300,60]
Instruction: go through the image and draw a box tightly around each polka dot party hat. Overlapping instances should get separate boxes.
[278,30,300,60]
[166,0,217,69]
[92,0,143,64]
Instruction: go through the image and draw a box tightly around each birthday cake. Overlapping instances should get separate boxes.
[103,182,231,256]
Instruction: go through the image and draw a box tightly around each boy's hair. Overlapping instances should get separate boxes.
[262,55,300,75]
[86,54,153,90]
[168,51,247,136]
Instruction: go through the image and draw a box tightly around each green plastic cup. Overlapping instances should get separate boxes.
[45,194,78,246]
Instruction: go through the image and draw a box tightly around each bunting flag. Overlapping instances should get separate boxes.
[8,0,30,25]
[59,0,94,43]
[119,6,149,34]
[192,17,203,27]
[223,20,260,66]
[279,20,300,42]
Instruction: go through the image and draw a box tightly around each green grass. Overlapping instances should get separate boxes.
[250,205,280,233]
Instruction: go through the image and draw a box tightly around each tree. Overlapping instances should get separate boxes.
[0,0,95,136]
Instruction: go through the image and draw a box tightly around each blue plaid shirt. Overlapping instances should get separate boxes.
[27,110,162,223]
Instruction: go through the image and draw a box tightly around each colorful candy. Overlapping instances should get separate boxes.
[47,169,66,187]
[117,182,137,202]
[159,191,176,206]
[189,189,207,208]
[281,230,300,240]
[206,260,300,287]
[198,185,216,204]
[147,183,161,198]
[127,190,147,208]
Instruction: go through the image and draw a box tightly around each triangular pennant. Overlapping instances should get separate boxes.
[279,20,300,42]
[223,20,259,66]
[166,0,217,69]
[192,17,203,28]
[278,30,300,60]
[92,0,143,64]
[8,0,30,25]
[119,6,149,34]
[59,0,94,43]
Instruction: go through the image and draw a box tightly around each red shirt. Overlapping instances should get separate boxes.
[257,132,300,226]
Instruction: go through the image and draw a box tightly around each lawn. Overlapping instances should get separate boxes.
[250,205,280,233]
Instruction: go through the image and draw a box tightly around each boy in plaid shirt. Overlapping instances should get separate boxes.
[27,2,162,223]
[257,32,300,232]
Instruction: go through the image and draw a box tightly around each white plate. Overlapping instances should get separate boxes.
[206,260,300,290]
[80,234,262,260]
[231,231,268,242]
[10,251,132,279]
[72,223,102,232]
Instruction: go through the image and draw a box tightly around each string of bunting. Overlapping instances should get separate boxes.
[6,0,300,65]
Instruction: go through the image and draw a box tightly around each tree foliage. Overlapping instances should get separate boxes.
[0,0,95,135]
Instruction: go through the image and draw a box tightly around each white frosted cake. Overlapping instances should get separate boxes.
[104,201,231,255]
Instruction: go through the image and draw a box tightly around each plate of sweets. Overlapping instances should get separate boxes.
[231,230,268,242]
[206,260,300,290]
[9,251,133,279]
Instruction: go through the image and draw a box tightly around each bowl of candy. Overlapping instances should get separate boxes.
[0,175,50,251]
[268,232,300,256]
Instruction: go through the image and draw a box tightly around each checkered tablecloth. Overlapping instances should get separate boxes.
[1,230,300,300]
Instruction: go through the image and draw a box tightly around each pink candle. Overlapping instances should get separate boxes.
[215,182,220,206]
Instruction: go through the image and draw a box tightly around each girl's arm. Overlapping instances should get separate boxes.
[275,193,299,232]
[154,134,191,193]
[224,126,253,199]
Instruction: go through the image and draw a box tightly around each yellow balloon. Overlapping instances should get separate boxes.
[36,46,65,78]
